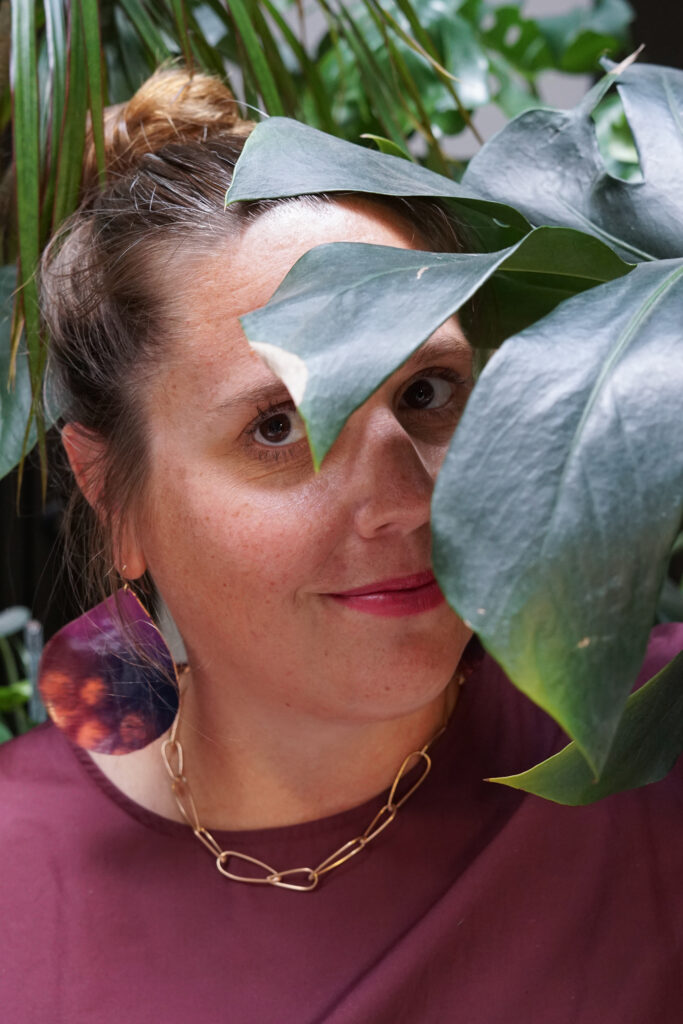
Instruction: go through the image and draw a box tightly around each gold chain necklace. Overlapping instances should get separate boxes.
[161,684,458,893]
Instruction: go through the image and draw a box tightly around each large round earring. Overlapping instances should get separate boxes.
[38,586,180,755]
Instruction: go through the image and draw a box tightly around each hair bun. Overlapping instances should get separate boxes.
[82,66,249,196]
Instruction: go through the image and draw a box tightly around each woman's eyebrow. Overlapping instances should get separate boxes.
[210,379,292,415]
[211,330,469,415]
[407,331,472,369]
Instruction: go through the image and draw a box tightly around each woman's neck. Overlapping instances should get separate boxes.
[89,672,458,832]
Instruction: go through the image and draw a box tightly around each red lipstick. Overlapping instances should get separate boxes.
[327,570,445,618]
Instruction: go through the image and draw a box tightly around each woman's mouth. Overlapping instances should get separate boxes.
[326,570,445,618]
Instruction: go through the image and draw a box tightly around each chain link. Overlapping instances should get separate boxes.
[161,701,452,892]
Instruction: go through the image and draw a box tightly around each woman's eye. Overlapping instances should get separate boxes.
[401,375,454,411]
[254,408,307,447]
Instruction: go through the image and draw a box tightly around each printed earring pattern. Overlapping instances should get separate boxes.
[38,587,179,755]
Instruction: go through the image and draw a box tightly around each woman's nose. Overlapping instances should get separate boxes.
[341,407,435,540]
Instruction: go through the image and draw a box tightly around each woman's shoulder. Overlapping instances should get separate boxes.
[0,720,73,779]
[0,722,90,841]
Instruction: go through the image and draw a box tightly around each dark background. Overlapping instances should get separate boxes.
[1,0,682,638]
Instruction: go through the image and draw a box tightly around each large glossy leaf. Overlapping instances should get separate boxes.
[432,259,683,775]
[463,62,683,263]
[490,649,683,805]
[0,266,36,477]
[226,116,530,235]
[240,227,631,467]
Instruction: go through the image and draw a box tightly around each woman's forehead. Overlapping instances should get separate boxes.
[159,199,420,340]
[153,199,469,409]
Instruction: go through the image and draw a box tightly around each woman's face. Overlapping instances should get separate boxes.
[129,199,473,726]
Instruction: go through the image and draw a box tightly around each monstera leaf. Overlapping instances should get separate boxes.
[241,228,631,467]
[432,259,683,776]
[463,61,683,263]
[491,648,683,804]
[227,116,531,246]
[230,61,683,800]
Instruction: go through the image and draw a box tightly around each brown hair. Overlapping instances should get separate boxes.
[40,68,467,608]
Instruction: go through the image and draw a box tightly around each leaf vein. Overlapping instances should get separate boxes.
[555,199,655,262]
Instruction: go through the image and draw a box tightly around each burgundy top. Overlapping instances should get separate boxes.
[1,624,682,1024]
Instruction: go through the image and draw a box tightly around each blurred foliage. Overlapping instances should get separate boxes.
[0,605,33,742]
[0,0,634,484]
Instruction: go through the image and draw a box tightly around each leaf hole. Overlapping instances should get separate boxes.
[591,90,644,183]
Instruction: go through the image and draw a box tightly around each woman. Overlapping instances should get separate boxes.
[1,69,682,1023]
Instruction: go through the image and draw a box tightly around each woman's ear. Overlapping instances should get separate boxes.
[61,423,147,580]
[61,422,105,507]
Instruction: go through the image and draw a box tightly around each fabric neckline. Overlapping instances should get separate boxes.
[65,673,479,847]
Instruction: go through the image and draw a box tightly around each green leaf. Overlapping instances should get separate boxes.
[0,634,18,684]
[432,259,683,775]
[490,650,683,805]
[41,0,68,239]
[487,50,538,121]
[364,1,482,133]
[467,225,633,347]
[478,4,553,75]
[79,0,107,184]
[239,227,632,467]
[168,0,193,70]
[259,0,335,132]
[0,266,36,478]
[438,12,489,109]
[118,0,172,66]
[326,0,416,151]
[108,6,158,99]
[463,62,683,262]
[226,0,285,115]
[181,3,226,77]
[51,0,88,230]
[360,133,412,159]
[227,116,530,233]
[0,719,13,744]
[537,0,633,73]
[0,680,31,712]
[358,6,452,173]
[592,90,642,182]
[192,2,229,47]
[10,0,41,377]
[243,3,299,114]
